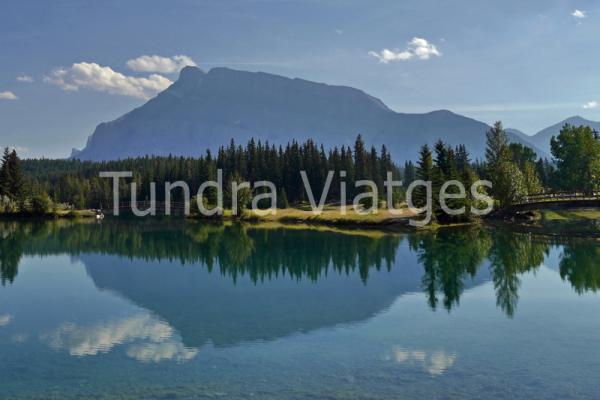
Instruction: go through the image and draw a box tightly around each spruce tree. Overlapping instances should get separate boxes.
[354,134,367,181]
[277,188,289,209]
[0,148,10,197]
[3,150,24,201]
[485,121,509,176]
[403,161,416,189]
[415,144,434,209]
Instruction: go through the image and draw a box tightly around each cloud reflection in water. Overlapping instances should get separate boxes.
[383,346,457,376]
[41,313,198,363]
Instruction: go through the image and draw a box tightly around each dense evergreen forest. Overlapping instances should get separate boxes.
[18,135,403,210]
[1,121,599,219]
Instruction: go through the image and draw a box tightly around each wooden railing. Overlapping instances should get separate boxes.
[517,192,600,205]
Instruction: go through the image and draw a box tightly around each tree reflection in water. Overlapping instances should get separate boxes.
[1,219,599,317]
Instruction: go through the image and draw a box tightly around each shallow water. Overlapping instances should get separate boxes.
[0,220,599,399]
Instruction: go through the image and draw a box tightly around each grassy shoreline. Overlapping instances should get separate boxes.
[0,209,97,219]
[4,206,600,237]
[0,206,423,230]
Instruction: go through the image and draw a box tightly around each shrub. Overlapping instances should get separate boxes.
[30,194,52,215]
[0,195,18,213]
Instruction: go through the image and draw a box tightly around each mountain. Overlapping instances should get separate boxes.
[73,66,543,161]
[506,128,534,147]
[505,128,549,157]
[82,250,491,348]
[527,116,600,156]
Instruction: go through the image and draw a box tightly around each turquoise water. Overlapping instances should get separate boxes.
[0,220,599,399]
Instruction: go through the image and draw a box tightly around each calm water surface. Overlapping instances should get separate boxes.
[0,220,599,399]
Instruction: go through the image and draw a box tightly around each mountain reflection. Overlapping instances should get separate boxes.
[1,220,600,318]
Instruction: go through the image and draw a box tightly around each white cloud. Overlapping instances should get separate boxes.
[368,48,413,63]
[16,75,34,83]
[44,62,172,99]
[126,55,196,74]
[0,314,12,326]
[2,146,29,153]
[410,37,441,59]
[0,91,18,100]
[369,37,441,63]
[583,101,598,109]
[572,9,586,18]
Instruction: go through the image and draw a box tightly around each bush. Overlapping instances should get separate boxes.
[30,194,52,215]
[0,195,18,213]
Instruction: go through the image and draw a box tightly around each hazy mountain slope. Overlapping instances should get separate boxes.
[73,66,539,162]
[528,116,600,156]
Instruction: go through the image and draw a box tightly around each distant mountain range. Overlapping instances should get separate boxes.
[521,116,600,156]
[72,66,598,162]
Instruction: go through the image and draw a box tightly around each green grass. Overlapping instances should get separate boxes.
[186,204,420,230]
[240,205,417,225]
[541,209,600,221]
[541,210,568,221]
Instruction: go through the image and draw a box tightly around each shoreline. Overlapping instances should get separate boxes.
[0,206,457,232]
[3,207,600,238]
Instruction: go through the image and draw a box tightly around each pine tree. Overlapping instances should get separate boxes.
[403,161,416,189]
[439,147,464,220]
[1,150,25,202]
[415,144,434,209]
[485,121,509,175]
[0,148,10,197]
[354,134,368,181]
[431,140,451,218]
[485,121,516,207]
[277,188,289,209]
[455,144,470,173]
[341,146,355,200]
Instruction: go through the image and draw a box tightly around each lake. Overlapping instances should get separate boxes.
[1,220,599,399]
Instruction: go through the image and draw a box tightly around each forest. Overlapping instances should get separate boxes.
[1,121,599,222]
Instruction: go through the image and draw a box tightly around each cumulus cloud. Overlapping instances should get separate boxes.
[583,101,598,109]
[369,37,441,63]
[126,55,196,74]
[368,48,413,63]
[0,91,18,100]
[44,62,172,99]
[572,9,586,18]
[16,75,34,83]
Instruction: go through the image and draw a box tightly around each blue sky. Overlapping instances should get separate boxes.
[1,0,599,158]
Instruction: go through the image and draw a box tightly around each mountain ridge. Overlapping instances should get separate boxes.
[73,66,550,161]
[525,116,600,156]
